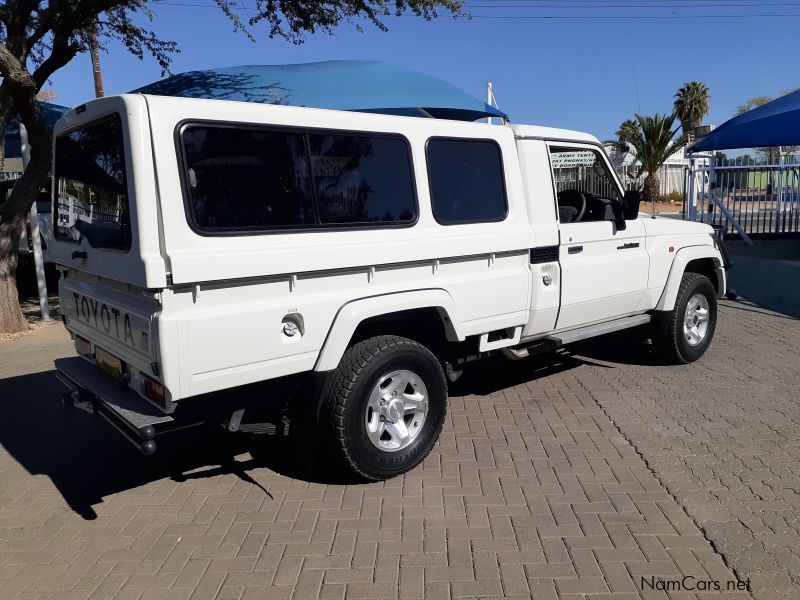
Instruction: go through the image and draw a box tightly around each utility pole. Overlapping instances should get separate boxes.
[89,29,104,98]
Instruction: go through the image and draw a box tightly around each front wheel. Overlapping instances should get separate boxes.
[323,335,448,481]
[654,272,718,364]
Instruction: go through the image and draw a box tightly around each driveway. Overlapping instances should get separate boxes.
[0,302,794,599]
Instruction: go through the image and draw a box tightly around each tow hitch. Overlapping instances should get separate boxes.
[62,388,159,455]
[56,357,173,456]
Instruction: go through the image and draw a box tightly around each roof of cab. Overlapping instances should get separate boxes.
[509,123,599,144]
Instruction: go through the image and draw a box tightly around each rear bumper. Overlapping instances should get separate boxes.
[56,357,173,454]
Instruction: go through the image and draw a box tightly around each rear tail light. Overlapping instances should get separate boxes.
[25,222,33,248]
[74,335,93,359]
[141,374,166,409]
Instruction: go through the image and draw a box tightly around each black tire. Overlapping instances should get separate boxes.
[323,335,448,481]
[655,272,718,364]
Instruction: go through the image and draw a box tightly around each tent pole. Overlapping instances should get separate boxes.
[687,157,697,221]
[686,158,696,221]
[486,82,493,125]
[19,123,50,319]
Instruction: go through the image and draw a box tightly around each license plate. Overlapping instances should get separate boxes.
[95,346,125,383]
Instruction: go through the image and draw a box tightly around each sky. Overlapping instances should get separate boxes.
[42,1,800,142]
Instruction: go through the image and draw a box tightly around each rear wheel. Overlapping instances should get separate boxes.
[323,335,447,480]
[655,272,718,364]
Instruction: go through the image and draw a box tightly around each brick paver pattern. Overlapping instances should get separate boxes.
[0,301,791,599]
[570,302,800,600]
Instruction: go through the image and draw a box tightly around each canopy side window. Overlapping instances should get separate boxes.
[178,123,418,234]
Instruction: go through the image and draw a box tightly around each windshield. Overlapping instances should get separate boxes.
[54,114,130,250]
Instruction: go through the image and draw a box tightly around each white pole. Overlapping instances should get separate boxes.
[687,158,697,221]
[777,147,785,232]
[486,82,493,125]
[18,123,50,319]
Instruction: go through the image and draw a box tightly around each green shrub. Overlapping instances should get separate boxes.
[658,191,684,204]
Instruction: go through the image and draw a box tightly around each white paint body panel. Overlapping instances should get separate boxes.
[557,218,649,329]
[50,95,725,407]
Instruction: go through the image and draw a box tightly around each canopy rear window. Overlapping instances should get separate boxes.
[54,114,131,251]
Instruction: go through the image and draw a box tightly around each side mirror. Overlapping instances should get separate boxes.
[622,190,641,220]
[611,200,627,231]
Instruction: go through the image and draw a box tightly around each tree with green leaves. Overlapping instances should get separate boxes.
[0,0,464,333]
[615,118,640,149]
[673,80,710,137]
[736,89,800,162]
[735,95,775,116]
[626,113,686,204]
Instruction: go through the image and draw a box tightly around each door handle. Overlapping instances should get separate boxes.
[617,242,640,250]
[567,245,583,254]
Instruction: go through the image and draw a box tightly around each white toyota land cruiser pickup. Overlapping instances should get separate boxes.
[50,94,727,480]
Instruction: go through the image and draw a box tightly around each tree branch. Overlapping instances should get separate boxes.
[0,41,29,81]
[3,0,40,59]
[31,35,79,87]
[25,6,53,51]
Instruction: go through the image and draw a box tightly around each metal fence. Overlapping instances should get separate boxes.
[685,156,800,237]
[553,169,622,199]
[553,164,685,199]
[614,164,686,196]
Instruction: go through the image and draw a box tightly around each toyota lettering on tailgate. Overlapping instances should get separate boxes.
[71,292,150,353]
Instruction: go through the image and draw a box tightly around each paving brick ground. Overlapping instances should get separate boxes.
[568,302,800,600]
[0,302,792,599]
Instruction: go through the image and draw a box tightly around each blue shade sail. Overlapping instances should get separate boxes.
[691,89,800,152]
[4,102,71,158]
[132,60,507,122]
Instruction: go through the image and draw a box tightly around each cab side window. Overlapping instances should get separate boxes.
[427,138,507,225]
[549,147,622,224]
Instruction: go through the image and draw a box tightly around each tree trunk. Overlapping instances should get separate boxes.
[643,173,660,204]
[0,221,27,333]
[0,85,53,334]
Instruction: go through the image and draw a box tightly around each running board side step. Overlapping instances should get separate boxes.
[546,314,652,345]
[501,314,651,360]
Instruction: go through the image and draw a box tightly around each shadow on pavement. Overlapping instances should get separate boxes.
[567,330,673,367]
[721,298,799,321]
[1,335,656,520]
[0,369,352,520]
[726,239,800,319]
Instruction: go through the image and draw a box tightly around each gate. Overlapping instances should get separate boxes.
[685,156,800,238]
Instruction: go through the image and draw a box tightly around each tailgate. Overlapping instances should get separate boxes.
[60,274,161,378]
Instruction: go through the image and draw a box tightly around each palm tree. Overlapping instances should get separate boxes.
[674,81,710,137]
[627,113,686,203]
[616,118,641,149]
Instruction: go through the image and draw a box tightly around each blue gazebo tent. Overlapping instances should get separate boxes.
[132,60,507,122]
[690,89,800,151]
[3,101,70,159]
